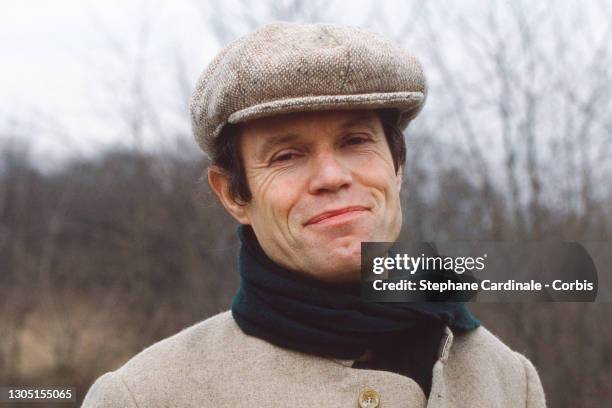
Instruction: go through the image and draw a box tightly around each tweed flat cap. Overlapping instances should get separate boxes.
[190,22,427,158]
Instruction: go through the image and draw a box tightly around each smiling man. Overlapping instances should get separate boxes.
[82,22,546,407]
[211,109,403,284]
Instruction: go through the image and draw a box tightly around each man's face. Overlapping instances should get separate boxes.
[212,109,403,283]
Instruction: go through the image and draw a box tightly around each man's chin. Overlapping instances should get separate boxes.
[310,261,362,283]
[317,248,362,277]
[299,229,375,280]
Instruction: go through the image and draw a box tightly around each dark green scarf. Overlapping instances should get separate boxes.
[231,225,480,360]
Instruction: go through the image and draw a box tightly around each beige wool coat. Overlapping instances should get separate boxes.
[82,310,546,407]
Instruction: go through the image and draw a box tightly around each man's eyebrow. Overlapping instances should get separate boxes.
[337,115,380,133]
[257,133,301,160]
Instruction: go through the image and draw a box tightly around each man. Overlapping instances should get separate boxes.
[82,22,546,407]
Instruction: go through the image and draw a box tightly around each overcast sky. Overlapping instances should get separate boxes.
[2,0,610,173]
[2,0,220,168]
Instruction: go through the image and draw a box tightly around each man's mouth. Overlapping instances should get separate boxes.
[304,206,369,226]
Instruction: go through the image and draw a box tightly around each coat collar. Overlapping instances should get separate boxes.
[437,326,454,363]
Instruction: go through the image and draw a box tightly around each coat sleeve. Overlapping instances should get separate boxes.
[81,371,139,408]
[515,353,547,408]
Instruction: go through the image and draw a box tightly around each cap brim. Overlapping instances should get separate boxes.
[227,91,425,125]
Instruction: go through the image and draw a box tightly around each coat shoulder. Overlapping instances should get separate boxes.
[117,310,241,374]
[450,325,530,374]
[446,325,546,407]
[82,310,269,407]
[81,371,139,408]
[451,325,520,360]
[116,309,276,379]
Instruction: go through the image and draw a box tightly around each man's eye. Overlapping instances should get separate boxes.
[344,135,370,146]
[271,152,299,163]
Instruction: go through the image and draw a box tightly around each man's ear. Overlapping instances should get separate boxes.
[207,166,251,225]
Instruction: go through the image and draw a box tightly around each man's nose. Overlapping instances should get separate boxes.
[307,151,352,194]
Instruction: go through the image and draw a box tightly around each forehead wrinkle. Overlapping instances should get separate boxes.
[336,112,381,134]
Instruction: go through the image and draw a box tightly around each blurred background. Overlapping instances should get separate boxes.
[1,0,611,406]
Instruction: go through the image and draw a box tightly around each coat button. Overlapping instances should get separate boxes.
[358,388,380,408]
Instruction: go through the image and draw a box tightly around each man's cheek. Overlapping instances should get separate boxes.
[265,193,293,223]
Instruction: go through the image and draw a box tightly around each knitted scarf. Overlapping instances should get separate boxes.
[231,225,480,360]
